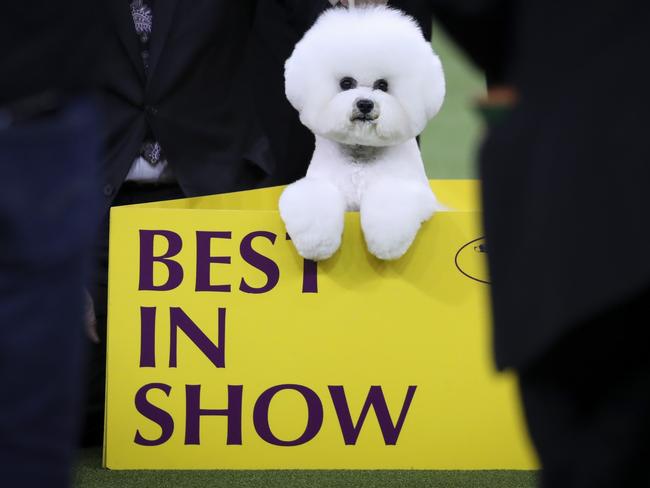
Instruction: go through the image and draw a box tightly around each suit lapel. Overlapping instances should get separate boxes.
[108,0,146,81]
[147,0,180,85]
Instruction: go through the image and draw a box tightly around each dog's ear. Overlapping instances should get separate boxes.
[284,52,307,113]
[420,50,446,120]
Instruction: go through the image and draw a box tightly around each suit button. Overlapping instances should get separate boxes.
[145,105,158,115]
[103,184,115,197]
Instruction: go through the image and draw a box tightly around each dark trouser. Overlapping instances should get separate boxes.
[0,101,99,487]
[82,181,184,446]
[519,288,650,488]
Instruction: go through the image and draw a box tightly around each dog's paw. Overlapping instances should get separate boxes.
[360,179,437,260]
[288,228,342,261]
[362,213,422,260]
[279,178,346,261]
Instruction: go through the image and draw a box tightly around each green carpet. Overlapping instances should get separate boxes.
[75,449,537,488]
[421,21,486,180]
[73,22,519,488]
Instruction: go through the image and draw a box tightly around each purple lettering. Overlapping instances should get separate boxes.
[139,307,156,368]
[302,259,318,293]
[139,230,184,291]
[328,385,417,445]
[253,384,323,446]
[239,231,280,294]
[286,233,318,293]
[169,307,226,369]
[185,385,243,445]
[196,231,231,292]
[134,383,174,446]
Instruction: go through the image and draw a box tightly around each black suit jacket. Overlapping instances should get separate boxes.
[429,0,650,369]
[99,0,329,207]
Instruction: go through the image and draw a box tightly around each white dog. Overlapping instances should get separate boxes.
[279,5,445,261]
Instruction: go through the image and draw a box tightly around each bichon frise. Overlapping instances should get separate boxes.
[279,5,445,261]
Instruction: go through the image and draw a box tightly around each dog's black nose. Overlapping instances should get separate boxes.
[356,99,374,114]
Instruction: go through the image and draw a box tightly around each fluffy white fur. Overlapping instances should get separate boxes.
[279,6,445,260]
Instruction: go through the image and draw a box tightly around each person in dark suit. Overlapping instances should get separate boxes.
[424,0,650,486]
[0,2,103,486]
[85,0,404,444]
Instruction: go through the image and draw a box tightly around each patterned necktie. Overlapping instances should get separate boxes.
[130,0,164,166]
[130,0,152,73]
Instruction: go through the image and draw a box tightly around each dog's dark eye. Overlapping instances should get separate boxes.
[373,79,389,92]
[340,77,357,91]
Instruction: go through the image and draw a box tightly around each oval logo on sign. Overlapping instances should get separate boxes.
[455,237,490,284]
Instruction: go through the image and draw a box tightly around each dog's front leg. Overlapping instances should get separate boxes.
[360,178,437,260]
[279,177,346,261]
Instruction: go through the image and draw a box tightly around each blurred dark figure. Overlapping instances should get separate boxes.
[0,2,103,487]
[425,0,650,486]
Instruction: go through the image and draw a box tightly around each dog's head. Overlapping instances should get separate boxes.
[285,6,445,147]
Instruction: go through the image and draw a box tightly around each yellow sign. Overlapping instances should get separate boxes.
[103,180,537,470]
